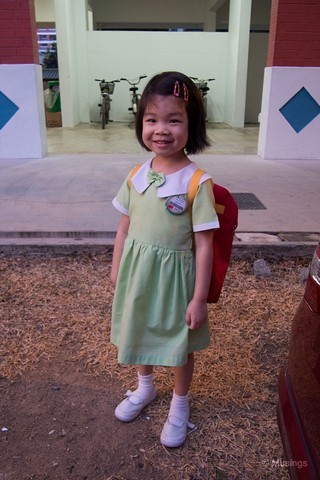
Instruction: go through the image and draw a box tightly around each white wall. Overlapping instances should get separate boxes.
[258,67,320,159]
[87,31,228,123]
[0,65,47,159]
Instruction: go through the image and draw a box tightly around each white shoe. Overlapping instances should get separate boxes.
[160,414,196,448]
[115,389,157,422]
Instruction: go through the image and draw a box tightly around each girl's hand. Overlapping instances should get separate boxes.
[186,298,208,330]
[185,230,213,329]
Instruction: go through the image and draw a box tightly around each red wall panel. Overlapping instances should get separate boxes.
[267,0,320,67]
[0,0,38,64]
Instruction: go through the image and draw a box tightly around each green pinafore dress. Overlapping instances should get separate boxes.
[111,159,219,367]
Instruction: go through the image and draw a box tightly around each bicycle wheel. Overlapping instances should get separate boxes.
[203,96,208,121]
[101,97,107,129]
[105,96,110,124]
[105,106,110,124]
[132,94,138,114]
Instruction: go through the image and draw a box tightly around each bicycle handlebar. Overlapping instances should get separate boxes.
[120,75,147,86]
[95,79,120,83]
[190,77,215,82]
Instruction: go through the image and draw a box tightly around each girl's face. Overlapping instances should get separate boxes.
[142,94,188,160]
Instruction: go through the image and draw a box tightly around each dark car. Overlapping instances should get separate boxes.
[277,243,320,480]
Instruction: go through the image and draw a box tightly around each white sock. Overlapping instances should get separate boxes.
[130,373,155,401]
[168,390,190,426]
[138,372,154,389]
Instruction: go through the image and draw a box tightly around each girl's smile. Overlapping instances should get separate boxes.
[142,95,189,163]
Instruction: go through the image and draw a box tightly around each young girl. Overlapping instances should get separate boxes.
[110,71,219,448]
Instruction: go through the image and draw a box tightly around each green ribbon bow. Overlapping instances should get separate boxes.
[147,169,166,187]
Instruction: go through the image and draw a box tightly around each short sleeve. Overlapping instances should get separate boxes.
[192,179,220,232]
[112,172,131,216]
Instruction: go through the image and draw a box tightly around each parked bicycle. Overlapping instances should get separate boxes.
[190,77,215,121]
[120,75,147,116]
[95,78,120,129]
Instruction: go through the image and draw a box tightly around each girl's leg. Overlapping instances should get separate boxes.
[138,365,154,376]
[160,353,195,448]
[115,365,157,422]
[173,353,194,396]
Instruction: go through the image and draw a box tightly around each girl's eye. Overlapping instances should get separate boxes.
[144,118,156,123]
[170,119,181,124]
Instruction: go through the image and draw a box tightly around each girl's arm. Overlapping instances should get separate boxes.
[110,214,130,286]
[186,230,213,330]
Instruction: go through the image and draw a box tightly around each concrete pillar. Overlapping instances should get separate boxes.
[224,0,252,127]
[54,0,90,127]
[0,0,47,158]
[258,0,320,159]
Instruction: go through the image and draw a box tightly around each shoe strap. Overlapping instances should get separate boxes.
[125,389,144,405]
[167,414,196,430]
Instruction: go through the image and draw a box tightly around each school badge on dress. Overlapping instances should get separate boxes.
[165,195,187,215]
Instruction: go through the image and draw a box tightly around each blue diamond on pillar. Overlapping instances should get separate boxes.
[0,91,19,130]
[279,87,320,133]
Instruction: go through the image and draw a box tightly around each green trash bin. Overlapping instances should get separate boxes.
[47,81,61,112]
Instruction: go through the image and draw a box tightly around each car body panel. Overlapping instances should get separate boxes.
[277,244,320,480]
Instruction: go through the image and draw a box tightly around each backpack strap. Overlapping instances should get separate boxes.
[128,164,142,188]
[188,168,206,208]
[188,168,225,215]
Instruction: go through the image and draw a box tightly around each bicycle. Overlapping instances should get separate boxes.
[120,75,147,116]
[190,77,215,121]
[95,78,120,129]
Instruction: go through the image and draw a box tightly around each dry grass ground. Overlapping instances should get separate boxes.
[0,254,308,480]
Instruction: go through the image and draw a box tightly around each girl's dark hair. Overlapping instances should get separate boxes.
[135,71,211,155]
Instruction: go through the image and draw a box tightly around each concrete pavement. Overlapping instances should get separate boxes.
[0,123,319,257]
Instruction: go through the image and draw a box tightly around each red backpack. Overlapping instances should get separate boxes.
[128,165,238,303]
[188,168,238,302]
